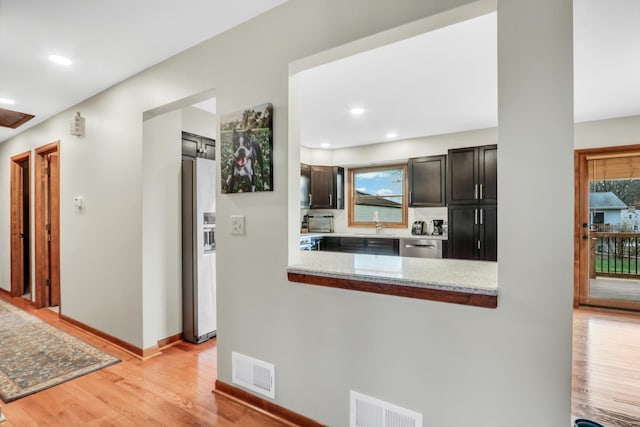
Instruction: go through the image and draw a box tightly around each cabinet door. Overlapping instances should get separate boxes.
[365,238,399,256]
[408,155,446,207]
[322,237,341,252]
[339,237,367,254]
[334,166,345,209]
[447,147,477,204]
[309,166,344,209]
[300,163,311,208]
[310,166,333,209]
[448,205,479,260]
[479,205,497,261]
[478,145,497,203]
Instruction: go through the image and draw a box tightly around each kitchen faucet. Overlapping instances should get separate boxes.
[373,211,383,235]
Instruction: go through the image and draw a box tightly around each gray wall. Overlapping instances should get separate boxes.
[0,0,624,424]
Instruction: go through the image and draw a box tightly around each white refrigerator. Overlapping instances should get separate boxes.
[182,157,216,343]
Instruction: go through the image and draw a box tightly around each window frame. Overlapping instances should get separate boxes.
[347,164,408,228]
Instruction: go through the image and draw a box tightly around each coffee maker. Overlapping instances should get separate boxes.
[431,219,444,235]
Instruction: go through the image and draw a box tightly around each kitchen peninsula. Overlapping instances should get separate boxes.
[294,140,499,307]
[287,251,498,308]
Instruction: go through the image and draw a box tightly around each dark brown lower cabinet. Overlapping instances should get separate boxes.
[319,237,399,256]
[448,204,496,261]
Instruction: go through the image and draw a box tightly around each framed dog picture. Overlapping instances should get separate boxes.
[220,102,274,193]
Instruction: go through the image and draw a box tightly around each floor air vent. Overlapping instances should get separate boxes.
[350,391,423,427]
[231,352,275,398]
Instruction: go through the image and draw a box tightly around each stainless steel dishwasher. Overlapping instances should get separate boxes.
[399,238,443,258]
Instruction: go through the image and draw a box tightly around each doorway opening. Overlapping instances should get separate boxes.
[575,145,640,311]
[34,141,60,309]
[10,151,31,299]
[141,90,217,345]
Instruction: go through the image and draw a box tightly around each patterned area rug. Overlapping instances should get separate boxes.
[0,299,120,402]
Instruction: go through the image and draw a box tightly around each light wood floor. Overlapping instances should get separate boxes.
[572,307,640,426]
[0,294,288,426]
[2,295,640,426]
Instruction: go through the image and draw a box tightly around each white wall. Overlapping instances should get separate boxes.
[302,114,640,166]
[287,0,573,424]
[496,0,574,422]
[302,127,497,166]
[182,106,217,140]
[0,0,613,424]
[142,110,182,349]
[0,85,146,346]
[575,115,640,149]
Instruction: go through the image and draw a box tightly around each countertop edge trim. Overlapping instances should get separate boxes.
[286,267,497,296]
[287,271,498,309]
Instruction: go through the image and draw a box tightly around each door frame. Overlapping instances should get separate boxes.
[10,150,31,298]
[34,141,60,309]
[575,144,640,311]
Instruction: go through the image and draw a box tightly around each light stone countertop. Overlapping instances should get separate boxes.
[288,251,497,296]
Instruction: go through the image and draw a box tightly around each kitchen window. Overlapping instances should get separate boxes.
[348,164,408,228]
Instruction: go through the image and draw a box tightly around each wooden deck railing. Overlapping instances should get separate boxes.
[590,232,640,279]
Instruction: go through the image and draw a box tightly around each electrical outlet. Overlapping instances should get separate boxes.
[231,215,245,235]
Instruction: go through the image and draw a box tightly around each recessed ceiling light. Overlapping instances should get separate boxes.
[386,132,398,138]
[320,142,331,148]
[0,98,15,105]
[49,55,72,66]
[349,107,365,115]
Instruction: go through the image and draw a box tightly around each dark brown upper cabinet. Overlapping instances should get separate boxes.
[447,145,497,205]
[309,165,344,209]
[408,155,446,207]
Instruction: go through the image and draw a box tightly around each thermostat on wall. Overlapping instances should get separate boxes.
[73,195,84,208]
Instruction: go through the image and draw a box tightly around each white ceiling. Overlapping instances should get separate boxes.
[0,0,286,142]
[2,1,638,148]
[299,0,640,149]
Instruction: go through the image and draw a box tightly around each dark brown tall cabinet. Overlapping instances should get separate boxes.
[408,155,446,207]
[447,145,497,261]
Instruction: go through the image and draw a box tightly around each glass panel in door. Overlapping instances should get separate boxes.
[585,154,640,309]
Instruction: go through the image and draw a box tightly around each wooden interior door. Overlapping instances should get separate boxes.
[35,141,60,308]
[10,151,31,297]
[575,145,640,311]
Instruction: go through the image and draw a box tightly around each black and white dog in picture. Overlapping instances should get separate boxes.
[226,129,270,192]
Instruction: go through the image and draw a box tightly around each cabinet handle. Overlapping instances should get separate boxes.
[309,194,312,205]
[329,194,332,206]
[474,209,478,225]
[478,240,481,250]
[409,191,412,205]
[480,209,484,225]
[474,184,478,199]
[480,184,484,199]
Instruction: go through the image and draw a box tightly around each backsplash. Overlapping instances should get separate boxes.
[301,207,447,235]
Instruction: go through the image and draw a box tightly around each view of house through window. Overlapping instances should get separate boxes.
[348,165,407,227]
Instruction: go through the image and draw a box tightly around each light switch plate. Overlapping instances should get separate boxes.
[231,215,245,235]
